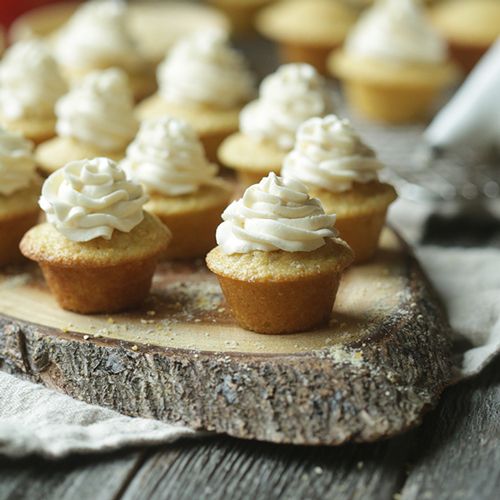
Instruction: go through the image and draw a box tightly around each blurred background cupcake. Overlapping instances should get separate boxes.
[0,39,67,144]
[256,0,359,74]
[208,0,274,36]
[329,0,459,123]
[428,0,500,73]
[35,68,138,176]
[52,1,155,101]
[218,63,335,187]
[136,31,255,162]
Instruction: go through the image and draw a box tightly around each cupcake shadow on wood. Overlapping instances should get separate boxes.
[282,115,397,263]
[121,116,232,260]
[206,173,354,334]
[136,31,255,162]
[20,157,170,314]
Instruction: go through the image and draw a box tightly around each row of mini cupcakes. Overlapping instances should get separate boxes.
[0,30,254,153]
[1,110,396,268]
[17,158,354,335]
[258,0,462,123]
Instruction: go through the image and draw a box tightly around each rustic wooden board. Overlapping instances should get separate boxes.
[0,228,452,445]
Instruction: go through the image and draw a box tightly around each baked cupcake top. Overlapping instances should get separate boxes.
[240,63,334,151]
[54,1,142,72]
[0,128,38,196]
[345,0,447,65]
[216,172,337,254]
[282,115,383,192]
[39,157,148,242]
[0,39,67,121]
[157,31,255,110]
[55,68,138,152]
[121,116,218,196]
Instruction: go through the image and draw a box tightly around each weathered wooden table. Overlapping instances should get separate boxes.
[1,38,499,500]
[0,354,498,500]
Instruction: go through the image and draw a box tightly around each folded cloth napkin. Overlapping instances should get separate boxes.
[0,370,198,459]
[389,198,500,378]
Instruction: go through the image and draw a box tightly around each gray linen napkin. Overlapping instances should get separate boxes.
[1,198,500,458]
[0,370,197,459]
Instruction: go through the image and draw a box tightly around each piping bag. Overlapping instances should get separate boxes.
[424,38,500,154]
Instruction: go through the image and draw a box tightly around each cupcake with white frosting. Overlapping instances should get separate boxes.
[35,68,138,176]
[0,39,67,144]
[121,116,232,259]
[136,31,255,161]
[206,173,353,334]
[282,115,397,262]
[218,63,334,187]
[256,0,358,74]
[0,128,41,266]
[328,0,459,123]
[20,157,171,313]
[53,1,154,101]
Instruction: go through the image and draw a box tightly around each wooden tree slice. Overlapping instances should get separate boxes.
[0,228,452,445]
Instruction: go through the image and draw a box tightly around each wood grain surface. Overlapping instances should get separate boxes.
[0,228,452,445]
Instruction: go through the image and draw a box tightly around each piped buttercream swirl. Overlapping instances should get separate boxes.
[39,157,148,242]
[216,173,337,254]
[55,68,138,151]
[54,1,142,72]
[0,39,67,120]
[0,128,37,196]
[345,0,447,65]
[240,63,334,151]
[282,115,383,192]
[121,117,218,196]
[157,31,254,109]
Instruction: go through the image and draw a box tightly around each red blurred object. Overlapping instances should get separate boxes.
[0,0,64,28]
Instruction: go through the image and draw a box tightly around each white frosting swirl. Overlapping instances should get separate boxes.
[56,68,138,151]
[345,0,447,65]
[121,117,218,196]
[157,31,254,109]
[240,64,334,151]
[0,128,37,196]
[0,39,67,120]
[54,1,142,72]
[39,157,148,242]
[282,115,383,192]
[216,173,336,254]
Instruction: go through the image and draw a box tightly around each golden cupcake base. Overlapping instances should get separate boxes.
[147,184,232,260]
[20,213,171,314]
[206,239,354,334]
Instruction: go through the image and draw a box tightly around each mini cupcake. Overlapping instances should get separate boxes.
[121,117,233,259]
[282,115,397,262]
[429,0,500,73]
[53,1,154,101]
[136,32,255,162]
[218,63,334,187]
[206,173,353,334]
[256,0,358,74]
[329,0,459,123]
[35,68,138,177]
[20,157,171,314]
[209,0,273,36]
[0,39,67,144]
[0,129,41,266]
